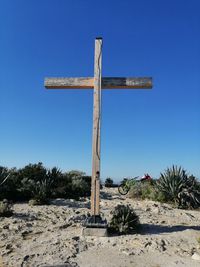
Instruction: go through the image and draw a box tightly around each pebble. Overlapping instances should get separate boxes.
[151,207,160,214]
[192,253,200,261]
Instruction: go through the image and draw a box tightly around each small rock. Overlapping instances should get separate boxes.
[160,220,166,224]
[78,242,88,252]
[144,241,152,248]
[75,210,80,214]
[68,214,86,223]
[153,203,159,207]
[5,244,12,250]
[21,230,32,237]
[72,236,80,241]
[9,224,21,231]
[52,239,60,245]
[59,223,71,229]
[151,207,160,214]
[145,207,151,212]
[122,250,132,256]
[26,222,33,227]
[160,239,167,251]
[134,249,144,255]
[192,253,200,261]
[23,255,29,261]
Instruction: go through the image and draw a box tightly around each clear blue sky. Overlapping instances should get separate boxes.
[1,0,200,181]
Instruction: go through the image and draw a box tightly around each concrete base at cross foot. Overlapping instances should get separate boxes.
[82,227,108,237]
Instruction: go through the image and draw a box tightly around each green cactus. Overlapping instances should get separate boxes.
[156,165,188,203]
[109,205,140,234]
[157,165,200,209]
[178,188,200,209]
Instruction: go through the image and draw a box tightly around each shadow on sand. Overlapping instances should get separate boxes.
[50,199,90,209]
[12,212,38,221]
[100,191,125,201]
[141,223,200,234]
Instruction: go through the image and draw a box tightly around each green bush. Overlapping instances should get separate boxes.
[70,177,90,199]
[0,164,91,202]
[0,166,10,199]
[105,177,114,187]
[109,205,140,234]
[128,182,143,199]
[21,174,56,205]
[52,171,91,199]
[0,199,13,217]
[16,165,61,204]
[53,173,72,198]
[18,162,47,182]
[0,167,21,200]
[5,162,48,201]
[128,180,158,200]
[0,167,10,185]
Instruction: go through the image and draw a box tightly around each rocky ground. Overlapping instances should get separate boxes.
[1,187,200,267]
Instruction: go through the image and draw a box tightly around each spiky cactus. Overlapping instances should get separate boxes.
[109,205,140,234]
[157,165,200,209]
[178,188,200,209]
[21,176,55,205]
[156,165,189,203]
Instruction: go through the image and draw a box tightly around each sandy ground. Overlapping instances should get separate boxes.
[1,187,200,267]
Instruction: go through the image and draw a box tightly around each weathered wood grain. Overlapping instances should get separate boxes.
[44,37,153,221]
[45,77,152,89]
[45,77,93,89]
[91,38,102,216]
[102,77,152,89]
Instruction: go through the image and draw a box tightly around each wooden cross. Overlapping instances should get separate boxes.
[44,37,152,220]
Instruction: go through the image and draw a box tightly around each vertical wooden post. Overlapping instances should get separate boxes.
[91,38,102,216]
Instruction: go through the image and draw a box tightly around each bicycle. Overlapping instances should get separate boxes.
[118,176,139,195]
[118,174,152,195]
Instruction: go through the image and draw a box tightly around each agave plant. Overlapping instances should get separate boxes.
[156,165,189,204]
[178,187,200,209]
[157,165,200,209]
[21,175,55,205]
[47,167,62,179]
[109,205,140,234]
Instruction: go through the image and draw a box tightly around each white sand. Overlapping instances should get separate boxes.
[1,187,200,267]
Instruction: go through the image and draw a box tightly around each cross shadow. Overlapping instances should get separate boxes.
[107,224,200,237]
[100,191,113,200]
[141,223,200,235]
[100,191,125,201]
[12,212,38,221]
[41,264,79,267]
[50,199,90,209]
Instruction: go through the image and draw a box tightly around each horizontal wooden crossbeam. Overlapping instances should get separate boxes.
[45,77,152,89]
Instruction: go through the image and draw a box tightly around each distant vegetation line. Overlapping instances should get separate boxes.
[0,163,200,211]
